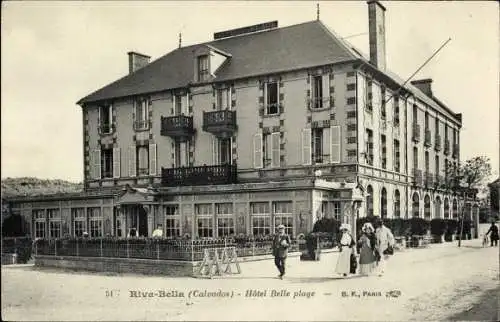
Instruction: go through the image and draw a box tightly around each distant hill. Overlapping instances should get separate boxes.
[1,177,83,199]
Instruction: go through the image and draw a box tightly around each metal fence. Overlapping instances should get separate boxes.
[33,237,301,262]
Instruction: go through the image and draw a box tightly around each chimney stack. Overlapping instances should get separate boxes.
[367,1,386,71]
[411,79,433,97]
[127,51,151,74]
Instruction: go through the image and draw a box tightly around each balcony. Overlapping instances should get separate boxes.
[425,171,434,187]
[202,110,237,138]
[161,164,237,187]
[452,144,460,159]
[435,174,445,188]
[434,134,442,152]
[160,115,194,139]
[443,139,450,155]
[412,124,421,143]
[412,168,423,186]
[424,129,432,147]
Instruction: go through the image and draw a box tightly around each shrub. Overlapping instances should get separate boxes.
[409,217,429,235]
[430,219,448,235]
[312,218,340,234]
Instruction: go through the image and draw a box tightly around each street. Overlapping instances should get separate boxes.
[1,239,498,321]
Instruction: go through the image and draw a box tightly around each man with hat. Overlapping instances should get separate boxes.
[272,224,291,279]
[374,217,395,276]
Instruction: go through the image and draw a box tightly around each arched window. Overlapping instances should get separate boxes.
[394,190,401,218]
[444,198,450,218]
[381,188,387,218]
[452,199,458,218]
[424,195,431,219]
[412,192,420,217]
[366,185,374,217]
[435,196,442,219]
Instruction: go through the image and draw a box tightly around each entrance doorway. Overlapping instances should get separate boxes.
[129,205,149,237]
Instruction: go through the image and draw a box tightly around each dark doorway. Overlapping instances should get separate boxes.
[138,206,148,237]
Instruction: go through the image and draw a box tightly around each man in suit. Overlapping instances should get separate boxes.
[272,224,291,279]
[374,217,395,277]
[485,222,499,247]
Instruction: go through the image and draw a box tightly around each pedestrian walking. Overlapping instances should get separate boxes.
[272,224,291,279]
[485,222,499,247]
[374,217,395,277]
[357,222,377,276]
[335,223,355,277]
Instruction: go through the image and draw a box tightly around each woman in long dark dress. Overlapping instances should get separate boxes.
[358,223,377,276]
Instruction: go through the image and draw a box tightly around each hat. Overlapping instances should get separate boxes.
[362,222,374,232]
[339,223,351,231]
[277,224,285,230]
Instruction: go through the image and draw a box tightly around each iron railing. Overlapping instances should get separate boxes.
[161,164,237,186]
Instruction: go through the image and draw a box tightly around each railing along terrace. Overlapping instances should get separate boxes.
[33,236,300,261]
[161,164,237,186]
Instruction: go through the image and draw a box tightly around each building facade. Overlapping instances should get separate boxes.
[6,1,470,239]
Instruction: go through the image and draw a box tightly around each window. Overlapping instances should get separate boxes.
[366,79,373,112]
[393,97,400,126]
[394,190,401,218]
[413,105,418,124]
[88,208,102,237]
[444,198,450,218]
[381,135,387,169]
[366,129,374,165]
[173,140,190,168]
[413,147,418,169]
[366,186,374,217]
[312,76,323,109]
[424,195,431,219]
[266,82,279,115]
[347,97,356,105]
[380,188,387,219]
[216,203,234,237]
[48,209,61,238]
[332,202,341,220]
[435,117,439,135]
[312,128,324,164]
[425,151,429,172]
[412,193,420,217]
[273,202,293,236]
[99,104,113,134]
[347,111,356,118]
[251,202,271,236]
[101,148,113,178]
[174,95,183,115]
[196,204,213,238]
[164,205,180,238]
[381,86,386,119]
[135,98,149,129]
[262,133,280,168]
[394,139,400,172]
[214,137,232,165]
[435,155,440,175]
[72,208,85,237]
[33,210,46,238]
[197,55,209,81]
[137,145,149,176]
[346,83,356,91]
[216,88,230,110]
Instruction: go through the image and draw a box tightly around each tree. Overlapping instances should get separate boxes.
[444,156,492,246]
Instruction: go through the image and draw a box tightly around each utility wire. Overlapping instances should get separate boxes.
[385,37,452,105]
[341,32,368,40]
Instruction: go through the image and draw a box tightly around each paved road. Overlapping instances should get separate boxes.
[1,240,498,321]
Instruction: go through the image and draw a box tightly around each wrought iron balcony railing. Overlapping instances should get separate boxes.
[161,164,237,187]
[425,171,434,187]
[160,115,194,138]
[412,168,423,186]
[202,110,237,137]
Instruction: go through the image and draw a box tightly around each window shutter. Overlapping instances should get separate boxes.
[97,107,101,134]
[149,144,157,175]
[322,74,330,108]
[113,147,121,178]
[271,132,280,168]
[323,127,331,161]
[263,83,268,112]
[129,145,136,177]
[171,94,175,115]
[306,75,312,109]
[212,136,219,165]
[92,149,101,179]
[301,128,312,165]
[253,133,263,169]
[330,125,341,163]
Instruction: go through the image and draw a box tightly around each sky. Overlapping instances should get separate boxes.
[1,1,498,183]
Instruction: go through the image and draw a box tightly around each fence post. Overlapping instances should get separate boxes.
[252,238,255,257]
[126,239,130,258]
[54,239,58,257]
[100,238,103,257]
[156,241,160,260]
[191,239,194,262]
[76,238,79,257]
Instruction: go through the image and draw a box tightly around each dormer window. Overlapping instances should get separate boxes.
[197,55,210,82]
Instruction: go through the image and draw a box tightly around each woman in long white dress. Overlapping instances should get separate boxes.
[335,224,354,277]
[358,223,377,276]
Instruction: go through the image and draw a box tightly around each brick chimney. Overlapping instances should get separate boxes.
[367,1,386,71]
[127,51,150,74]
[411,79,433,97]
